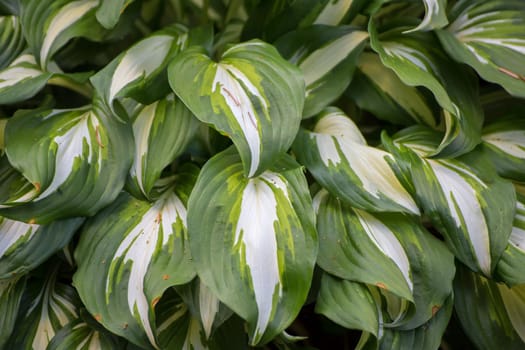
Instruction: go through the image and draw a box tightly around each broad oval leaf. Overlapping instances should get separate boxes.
[187,147,317,345]
[275,25,368,118]
[454,264,525,350]
[385,127,515,277]
[315,189,455,329]
[347,52,439,127]
[369,21,483,158]
[127,93,199,199]
[74,176,197,349]
[20,0,105,69]
[0,276,26,348]
[91,25,190,111]
[0,216,83,278]
[2,96,133,223]
[0,15,26,69]
[6,270,80,350]
[294,107,419,214]
[437,0,525,99]
[169,40,305,178]
[95,0,134,29]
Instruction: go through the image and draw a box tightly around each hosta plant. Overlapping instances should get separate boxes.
[1,0,525,349]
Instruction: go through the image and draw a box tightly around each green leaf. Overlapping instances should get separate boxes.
[315,189,455,329]
[454,263,525,350]
[316,273,378,337]
[405,0,448,33]
[0,15,26,69]
[294,108,419,214]
[0,276,26,348]
[2,96,133,223]
[482,116,525,182]
[0,216,83,278]
[95,0,134,29]
[20,0,106,69]
[127,93,199,199]
[187,147,317,345]
[169,40,304,178]
[495,192,525,286]
[436,0,525,99]
[385,127,516,277]
[347,52,439,127]
[74,179,197,349]
[6,269,80,350]
[275,25,368,118]
[369,21,483,158]
[91,25,190,111]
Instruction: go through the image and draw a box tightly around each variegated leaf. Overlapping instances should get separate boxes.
[385,127,515,277]
[315,189,455,329]
[347,52,439,127]
[2,96,133,224]
[369,21,483,158]
[95,0,134,29]
[47,310,127,350]
[437,0,525,99]
[74,176,197,349]
[91,25,190,111]
[275,25,368,118]
[454,263,525,350]
[20,0,105,69]
[405,0,448,33]
[6,270,79,350]
[495,192,525,286]
[187,147,317,345]
[482,116,525,182]
[169,40,305,178]
[0,15,26,69]
[0,276,26,348]
[0,216,83,278]
[127,93,199,199]
[294,107,419,214]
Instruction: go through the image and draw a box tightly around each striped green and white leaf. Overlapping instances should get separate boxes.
[385,127,515,277]
[454,264,525,350]
[20,0,106,69]
[91,25,190,111]
[169,40,305,178]
[127,93,199,199]
[0,155,41,209]
[0,276,26,348]
[347,52,439,127]
[2,96,133,223]
[294,107,419,214]
[0,216,83,278]
[495,193,525,286]
[95,0,134,29]
[74,178,197,349]
[0,15,26,69]
[274,25,368,118]
[369,21,483,158]
[315,189,455,329]
[405,0,448,33]
[47,310,127,350]
[482,116,525,182]
[437,0,525,99]
[187,147,317,345]
[6,270,79,350]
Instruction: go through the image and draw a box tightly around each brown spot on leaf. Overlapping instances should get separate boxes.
[432,305,440,317]
[151,296,161,308]
[122,323,128,329]
[94,314,102,322]
[34,182,41,192]
[498,67,525,81]
[376,282,387,290]
[162,274,169,280]
[28,219,36,225]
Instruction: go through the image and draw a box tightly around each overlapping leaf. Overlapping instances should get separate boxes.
[169,40,305,177]
[74,173,197,349]
[0,216,83,278]
[294,107,419,214]
[0,276,25,348]
[315,189,454,329]
[406,0,448,33]
[95,0,134,29]
[127,93,199,199]
[437,0,525,98]
[275,25,368,118]
[385,127,515,277]
[0,15,26,69]
[2,96,133,223]
[370,21,483,157]
[187,147,317,345]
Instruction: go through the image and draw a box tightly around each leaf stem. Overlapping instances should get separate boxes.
[47,76,93,99]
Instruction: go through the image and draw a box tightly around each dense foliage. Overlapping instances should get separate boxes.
[0,0,525,349]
